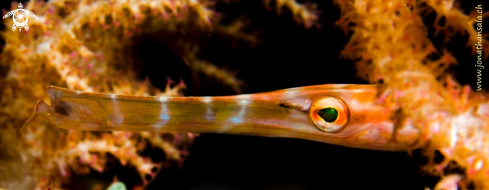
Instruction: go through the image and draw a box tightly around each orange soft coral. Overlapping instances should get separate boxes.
[334,0,489,189]
[0,0,319,188]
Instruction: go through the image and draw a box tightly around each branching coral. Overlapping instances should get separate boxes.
[0,0,318,189]
[334,0,489,189]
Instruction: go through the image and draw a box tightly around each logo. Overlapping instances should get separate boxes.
[2,3,38,32]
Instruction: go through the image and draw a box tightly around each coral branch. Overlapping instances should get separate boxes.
[333,0,489,189]
[0,0,319,188]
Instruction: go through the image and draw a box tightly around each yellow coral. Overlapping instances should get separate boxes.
[334,0,489,189]
[0,0,318,188]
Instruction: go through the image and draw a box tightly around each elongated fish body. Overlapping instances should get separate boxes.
[24,85,422,151]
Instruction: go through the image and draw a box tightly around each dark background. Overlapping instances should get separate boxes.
[1,0,487,189]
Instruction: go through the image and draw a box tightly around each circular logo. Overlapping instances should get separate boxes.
[13,9,29,27]
[2,3,37,32]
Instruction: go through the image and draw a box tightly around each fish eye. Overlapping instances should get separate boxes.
[309,96,349,133]
[317,107,338,122]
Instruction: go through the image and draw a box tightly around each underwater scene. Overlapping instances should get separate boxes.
[0,0,488,189]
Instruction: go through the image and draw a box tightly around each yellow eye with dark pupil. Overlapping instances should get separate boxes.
[317,108,338,123]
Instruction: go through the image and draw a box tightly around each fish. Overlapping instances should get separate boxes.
[23,84,423,151]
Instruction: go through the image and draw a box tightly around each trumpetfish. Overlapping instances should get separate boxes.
[23,84,423,151]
